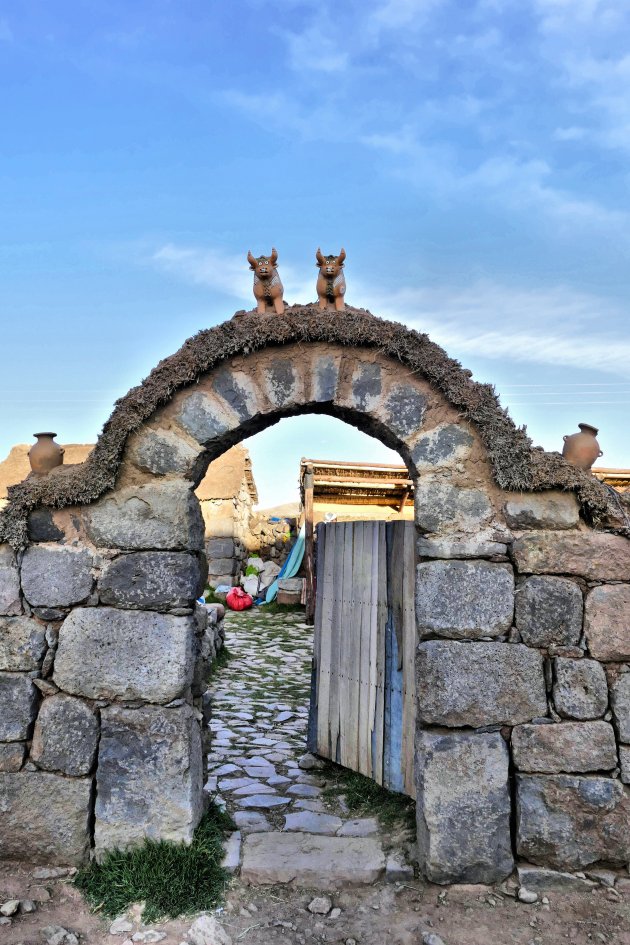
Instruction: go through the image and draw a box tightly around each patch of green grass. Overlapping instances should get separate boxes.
[207,645,232,679]
[74,804,235,923]
[204,587,226,605]
[256,602,306,615]
[324,765,416,830]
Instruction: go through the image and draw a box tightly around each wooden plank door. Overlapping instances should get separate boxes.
[308,520,416,797]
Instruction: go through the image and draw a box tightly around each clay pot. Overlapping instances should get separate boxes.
[28,433,64,476]
[562,423,603,472]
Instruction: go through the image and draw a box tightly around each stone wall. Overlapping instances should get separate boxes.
[414,485,630,886]
[0,324,627,883]
[202,480,253,586]
[0,526,224,863]
[247,512,296,568]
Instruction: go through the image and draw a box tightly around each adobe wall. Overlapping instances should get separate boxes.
[0,309,627,886]
[203,479,254,586]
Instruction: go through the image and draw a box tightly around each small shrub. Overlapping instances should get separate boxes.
[244,565,260,577]
[74,803,234,923]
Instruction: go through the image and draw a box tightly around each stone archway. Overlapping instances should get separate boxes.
[1,306,628,884]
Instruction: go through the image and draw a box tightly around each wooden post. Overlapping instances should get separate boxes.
[397,487,410,513]
[304,465,315,623]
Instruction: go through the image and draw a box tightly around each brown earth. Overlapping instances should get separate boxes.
[2,860,629,945]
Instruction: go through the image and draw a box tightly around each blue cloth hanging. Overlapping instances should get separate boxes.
[264,524,306,603]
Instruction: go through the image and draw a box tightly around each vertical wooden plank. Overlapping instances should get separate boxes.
[316,523,335,758]
[384,521,406,793]
[327,522,346,763]
[307,523,326,752]
[343,522,362,772]
[304,466,315,622]
[358,522,373,777]
[337,521,354,766]
[371,521,387,785]
[367,521,380,779]
[401,521,417,797]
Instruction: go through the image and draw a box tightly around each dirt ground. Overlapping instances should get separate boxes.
[2,859,629,945]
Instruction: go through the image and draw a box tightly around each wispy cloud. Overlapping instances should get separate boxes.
[151,243,315,304]
[369,0,445,30]
[151,242,630,379]
[357,280,630,378]
[152,244,253,299]
[279,25,349,73]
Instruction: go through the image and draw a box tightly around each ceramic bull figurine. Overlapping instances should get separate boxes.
[316,247,346,311]
[247,248,285,315]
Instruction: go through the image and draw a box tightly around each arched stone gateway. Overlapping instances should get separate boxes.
[0,306,628,883]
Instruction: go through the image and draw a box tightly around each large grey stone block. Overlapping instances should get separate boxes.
[207,557,237,577]
[585,584,630,661]
[417,537,508,559]
[504,492,579,530]
[95,704,203,855]
[350,362,382,412]
[0,544,21,615]
[515,576,583,648]
[415,730,513,884]
[86,481,205,551]
[511,721,617,773]
[128,427,204,478]
[610,673,630,743]
[0,616,47,671]
[312,355,340,403]
[382,385,426,439]
[240,832,385,888]
[177,390,235,444]
[53,607,194,703]
[21,545,94,608]
[411,423,474,471]
[212,369,260,423]
[416,561,514,640]
[27,508,64,542]
[0,771,92,864]
[0,672,38,740]
[415,481,493,534]
[206,538,235,558]
[553,657,608,720]
[416,641,547,727]
[31,694,99,776]
[512,532,630,581]
[516,774,629,869]
[263,357,298,409]
[98,552,204,610]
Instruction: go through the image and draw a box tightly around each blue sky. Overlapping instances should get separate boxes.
[1,0,629,507]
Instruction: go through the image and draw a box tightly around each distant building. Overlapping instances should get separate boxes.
[0,444,94,509]
[299,458,415,525]
[196,445,258,586]
[0,441,258,586]
[592,467,630,494]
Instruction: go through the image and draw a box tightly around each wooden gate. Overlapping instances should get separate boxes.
[308,520,416,797]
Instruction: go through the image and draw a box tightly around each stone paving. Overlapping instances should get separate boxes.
[206,607,413,886]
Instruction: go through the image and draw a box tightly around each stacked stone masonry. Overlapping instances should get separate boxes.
[0,329,627,888]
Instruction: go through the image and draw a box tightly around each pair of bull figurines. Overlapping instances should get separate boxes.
[247,247,346,315]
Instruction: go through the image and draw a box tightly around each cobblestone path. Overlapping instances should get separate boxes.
[206,608,414,885]
[207,608,315,833]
